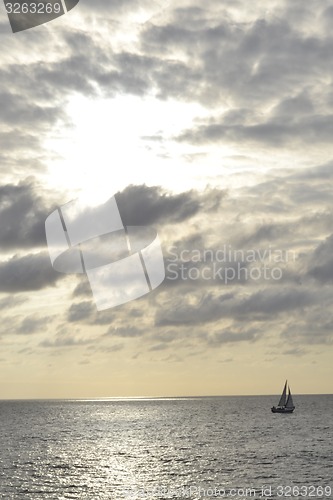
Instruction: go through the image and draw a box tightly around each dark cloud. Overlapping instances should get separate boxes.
[307,234,333,283]
[0,178,62,250]
[72,278,91,298]
[236,288,313,317]
[177,112,333,148]
[67,300,116,325]
[0,252,63,292]
[67,300,96,322]
[0,91,64,127]
[156,287,314,327]
[138,6,333,110]
[115,185,202,225]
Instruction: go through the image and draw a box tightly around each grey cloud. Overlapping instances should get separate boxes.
[282,347,307,356]
[1,313,54,336]
[281,322,333,345]
[0,178,61,250]
[177,113,333,148]
[40,335,95,348]
[149,343,169,351]
[106,326,143,337]
[93,310,116,325]
[3,0,333,144]
[67,301,96,322]
[115,185,202,225]
[240,162,333,214]
[6,1,333,185]
[97,53,157,97]
[156,287,314,327]
[18,314,54,335]
[136,5,333,151]
[149,329,179,343]
[86,343,124,353]
[0,91,64,127]
[139,8,333,106]
[0,252,63,292]
[236,288,313,316]
[1,0,333,357]
[237,224,291,247]
[72,278,91,298]
[307,234,333,283]
[0,295,28,310]
[0,131,46,176]
[208,328,261,346]
[78,0,169,16]
[272,93,314,117]
[66,300,116,325]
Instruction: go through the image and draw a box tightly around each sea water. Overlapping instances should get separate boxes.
[0,395,332,499]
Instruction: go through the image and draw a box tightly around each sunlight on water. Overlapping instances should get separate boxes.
[0,396,332,499]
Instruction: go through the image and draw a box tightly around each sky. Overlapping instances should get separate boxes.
[0,0,333,398]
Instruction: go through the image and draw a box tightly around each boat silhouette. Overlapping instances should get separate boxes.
[271,380,295,413]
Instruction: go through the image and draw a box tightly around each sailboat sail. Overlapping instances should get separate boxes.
[278,380,287,407]
[285,389,294,409]
[272,380,295,413]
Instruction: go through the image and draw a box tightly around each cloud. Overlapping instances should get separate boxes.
[235,288,313,317]
[281,318,333,345]
[0,178,62,250]
[66,299,117,324]
[115,184,203,225]
[67,300,96,322]
[208,327,261,346]
[155,287,313,327]
[307,234,333,283]
[106,326,143,337]
[177,113,333,148]
[72,278,92,298]
[40,335,95,348]
[0,252,63,292]
[0,91,64,127]
[0,295,28,310]
[17,314,54,335]
[0,313,54,336]
[1,0,333,364]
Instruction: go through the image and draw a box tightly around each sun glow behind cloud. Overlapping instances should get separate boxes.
[43,94,242,203]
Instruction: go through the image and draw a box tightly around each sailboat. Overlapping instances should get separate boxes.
[271,380,295,413]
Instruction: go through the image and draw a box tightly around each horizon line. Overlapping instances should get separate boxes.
[1,392,333,401]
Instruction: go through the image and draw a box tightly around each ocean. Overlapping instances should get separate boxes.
[0,395,332,499]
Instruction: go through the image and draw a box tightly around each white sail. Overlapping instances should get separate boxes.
[278,380,287,407]
[285,388,295,408]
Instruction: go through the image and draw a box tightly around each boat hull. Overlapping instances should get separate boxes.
[271,406,295,414]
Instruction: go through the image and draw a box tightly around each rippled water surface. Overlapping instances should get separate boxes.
[0,396,332,499]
